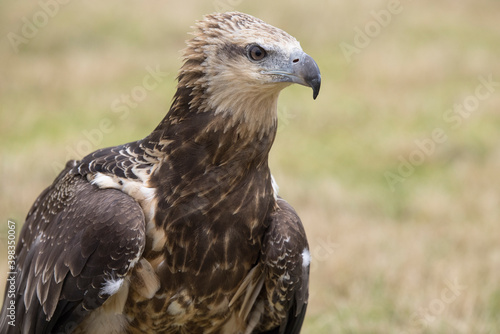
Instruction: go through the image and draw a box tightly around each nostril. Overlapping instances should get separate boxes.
[292,58,300,63]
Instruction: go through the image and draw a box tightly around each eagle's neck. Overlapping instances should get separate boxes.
[148,82,279,168]
[139,66,279,267]
[142,81,278,252]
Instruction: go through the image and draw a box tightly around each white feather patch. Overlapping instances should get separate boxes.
[101,277,125,296]
[271,174,279,201]
[166,300,185,315]
[140,186,156,201]
[301,248,311,268]
[90,173,120,189]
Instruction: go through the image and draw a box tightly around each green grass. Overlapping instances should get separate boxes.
[2,1,500,333]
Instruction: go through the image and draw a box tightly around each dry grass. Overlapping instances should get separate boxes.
[1,0,500,333]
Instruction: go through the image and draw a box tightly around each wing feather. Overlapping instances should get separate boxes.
[231,197,310,334]
[0,164,146,334]
[261,198,310,334]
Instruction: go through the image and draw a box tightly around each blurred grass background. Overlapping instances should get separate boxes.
[1,0,500,333]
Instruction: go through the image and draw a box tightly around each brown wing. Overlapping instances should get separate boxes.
[230,197,309,334]
[261,197,309,334]
[0,162,146,334]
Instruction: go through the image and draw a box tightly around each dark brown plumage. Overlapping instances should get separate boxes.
[1,12,320,334]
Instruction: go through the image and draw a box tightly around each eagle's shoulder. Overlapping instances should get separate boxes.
[261,197,309,334]
[72,139,160,181]
[228,197,309,334]
[1,165,147,333]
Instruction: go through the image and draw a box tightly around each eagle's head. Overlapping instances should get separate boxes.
[176,12,321,136]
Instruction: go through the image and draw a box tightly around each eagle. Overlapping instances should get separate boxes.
[1,12,320,334]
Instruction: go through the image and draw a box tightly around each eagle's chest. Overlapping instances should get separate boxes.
[148,185,270,287]
[125,175,273,332]
[145,165,273,273]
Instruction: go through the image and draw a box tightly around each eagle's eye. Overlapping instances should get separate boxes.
[248,45,267,61]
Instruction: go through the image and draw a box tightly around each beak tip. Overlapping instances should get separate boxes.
[300,53,321,100]
[310,77,321,100]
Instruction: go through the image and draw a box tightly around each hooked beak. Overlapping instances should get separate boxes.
[265,51,321,99]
